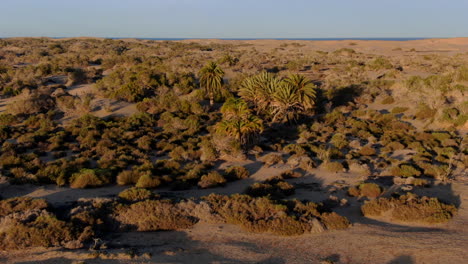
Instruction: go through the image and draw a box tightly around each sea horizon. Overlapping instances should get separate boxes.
[1,37,455,41]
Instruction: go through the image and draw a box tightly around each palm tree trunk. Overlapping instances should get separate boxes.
[209,92,214,107]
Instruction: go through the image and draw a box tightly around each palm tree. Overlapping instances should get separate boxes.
[270,74,317,123]
[216,98,263,148]
[198,61,224,107]
[270,82,302,123]
[282,73,317,110]
[239,73,317,124]
[239,72,279,114]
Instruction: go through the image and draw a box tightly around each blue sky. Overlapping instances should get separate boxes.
[1,0,467,38]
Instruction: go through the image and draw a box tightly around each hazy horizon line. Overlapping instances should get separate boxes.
[2,36,463,41]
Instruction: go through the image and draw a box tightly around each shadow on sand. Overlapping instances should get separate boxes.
[15,230,286,264]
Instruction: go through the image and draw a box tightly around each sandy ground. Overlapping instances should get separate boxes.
[178,37,468,55]
[0,160,466,264]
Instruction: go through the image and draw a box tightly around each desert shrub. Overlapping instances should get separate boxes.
[359,145,376,156]
[118,187,153,202]
[95,66,164,102]
[246,178,295,199]
[260,153,283,167]
[136,135,153,150]
[203,194,349,235]
[347,161,371,177]
[330,133,349,149]
[66,68,87,86]
[320,212,351,230]
[321,161,344,173]
[155,159,181,175]
[70,169,110,188]
[198,171,226,188]
[431,132,451,143]
[223,166,250,181]
[7,91,55,116]
[391,106,409,114]
[324,110,346,124]
[280,169,302,179]
[0,214,75,249]
[361,194,457,224]
[441,107,468,127]
[382,141,405,152]
[419,163,450,180]
[135,174,161,188]
[410,178,429,187]
[116,170,142,186]
[333,48,356,55]
[199,138,218,162]
[391,164,422,177]
[169,146,190,161]
[0,197,48,217]
[286,155,316,172]
[115,200,197,231]
[381,96,395,104]
[282,144,306,155]
[368,57,393,70]
[347,183,382,198]
[415,104,436,120]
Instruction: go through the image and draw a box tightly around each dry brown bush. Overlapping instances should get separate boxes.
[115,200,198,231]
[361,194,456,224]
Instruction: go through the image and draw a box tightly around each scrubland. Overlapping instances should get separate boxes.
[0,37,467,263]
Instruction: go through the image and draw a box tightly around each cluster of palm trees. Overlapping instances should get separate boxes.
[215,98,263,148]
[198,61,317,148]
[239,72,317,123]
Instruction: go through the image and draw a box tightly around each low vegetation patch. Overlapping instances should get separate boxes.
[361,194,457,224]
[115,199,198,231]
[348,183,382,198]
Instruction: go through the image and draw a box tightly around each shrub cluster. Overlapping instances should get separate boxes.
[361,193,457,224]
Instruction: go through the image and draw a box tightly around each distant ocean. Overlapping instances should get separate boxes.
[132,38,430,41]
[1,37,436,41]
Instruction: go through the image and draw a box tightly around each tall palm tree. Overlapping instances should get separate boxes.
[216,98,263,148]
[198,61,224,107]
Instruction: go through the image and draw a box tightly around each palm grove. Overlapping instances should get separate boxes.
[198,61,317,150]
